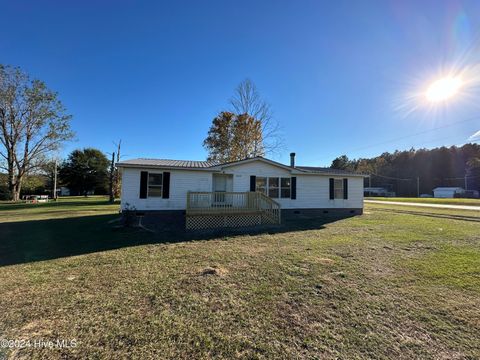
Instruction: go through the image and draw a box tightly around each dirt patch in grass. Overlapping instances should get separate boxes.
[199,266,229,277]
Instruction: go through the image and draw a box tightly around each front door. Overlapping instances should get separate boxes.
[212,174,233,204]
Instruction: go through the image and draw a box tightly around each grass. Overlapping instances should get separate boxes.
[1,197,480,359]
[0,196,120,222]
[366,196,480,206]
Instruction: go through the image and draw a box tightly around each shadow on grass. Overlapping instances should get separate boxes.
[0,213,342,267]
[374,207,480,222]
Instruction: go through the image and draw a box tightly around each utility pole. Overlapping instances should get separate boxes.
[53,159,58,201]
[109,152,115,203]
[417,176,420,197]
[115,140,122,198]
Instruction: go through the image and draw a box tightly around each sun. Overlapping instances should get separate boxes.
[425,76,463,102]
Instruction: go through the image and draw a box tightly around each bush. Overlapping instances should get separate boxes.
[121,203,138,227]
[0,186,11,200]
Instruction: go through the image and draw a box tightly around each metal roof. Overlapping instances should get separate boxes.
[117,158,219,168]
[433,187,464,191]
[117,157,363,176]
[296,166,359,175]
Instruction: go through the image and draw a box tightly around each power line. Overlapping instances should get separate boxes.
[370,173,412,181]
[370,173,480,182]
[348,116,480,153]
[444,174,480,180]
[316,118,479,166]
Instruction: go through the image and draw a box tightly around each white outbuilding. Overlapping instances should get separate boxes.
[433,187,465,198]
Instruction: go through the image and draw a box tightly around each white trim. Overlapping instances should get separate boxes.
[333,178,344,199]
[147,171,164,198]
[256,176,292,199]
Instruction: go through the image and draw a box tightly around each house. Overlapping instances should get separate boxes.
[117,153,365,229]
[433,187,465,198]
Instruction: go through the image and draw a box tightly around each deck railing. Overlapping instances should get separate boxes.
[186,191,281,224]
[256,191,282,224]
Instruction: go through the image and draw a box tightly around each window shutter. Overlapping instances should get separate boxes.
[329,178,334,200]
[291,177,296,199]
[250,176,256,192]
[140,171,148,199]
[163,172,170,199]
[343,178,348,199]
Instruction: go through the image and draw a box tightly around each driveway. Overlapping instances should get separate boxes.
[365,200,480,211]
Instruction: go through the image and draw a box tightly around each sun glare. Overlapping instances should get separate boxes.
[425,76,463,102]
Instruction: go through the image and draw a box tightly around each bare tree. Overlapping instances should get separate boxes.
[230,79,284,156]
[0,65,73,201]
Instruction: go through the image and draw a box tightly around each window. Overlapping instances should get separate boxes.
[148,173,163,197]
[255,176,291,199]
[268,177,279,198]
[281,177,291,198]
[334,179,343,199]
[255,177,267,195]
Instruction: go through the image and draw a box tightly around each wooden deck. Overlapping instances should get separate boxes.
[186,191,281,229]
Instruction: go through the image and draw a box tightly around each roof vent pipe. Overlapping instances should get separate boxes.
[290,152,296,168]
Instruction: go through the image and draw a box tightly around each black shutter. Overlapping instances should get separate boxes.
[291,177,296,199]
[163,172,170,198]
[343,178,348,199]
[250,175,256,192]
[329,178,334,200]
[140,171,148,199]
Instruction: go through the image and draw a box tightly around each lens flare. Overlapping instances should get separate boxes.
[425,76,463,102]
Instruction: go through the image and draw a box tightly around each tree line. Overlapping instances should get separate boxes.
[0,147,118,199]
[330,144,480,196]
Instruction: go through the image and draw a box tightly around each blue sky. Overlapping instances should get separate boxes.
[1,0,480,166]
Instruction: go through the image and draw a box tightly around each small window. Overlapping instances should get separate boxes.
[255,177,267,195]
[334,179,343,199]
[148,173,163,197]
[280,177,291,198]
[268,177,279,198]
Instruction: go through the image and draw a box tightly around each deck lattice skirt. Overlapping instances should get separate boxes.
[186,213,264,230]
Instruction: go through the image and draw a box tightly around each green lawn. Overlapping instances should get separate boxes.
[0,196,120,222]
[366,196,480,206]
[1,197,480,359]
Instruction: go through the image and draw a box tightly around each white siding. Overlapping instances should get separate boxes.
[120,167,212,210]
[120,159,364,210]
[222,161,363,209]
[224,161,292,192]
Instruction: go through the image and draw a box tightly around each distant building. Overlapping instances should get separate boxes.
[364,187,396,197]
[433,187,465,198]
